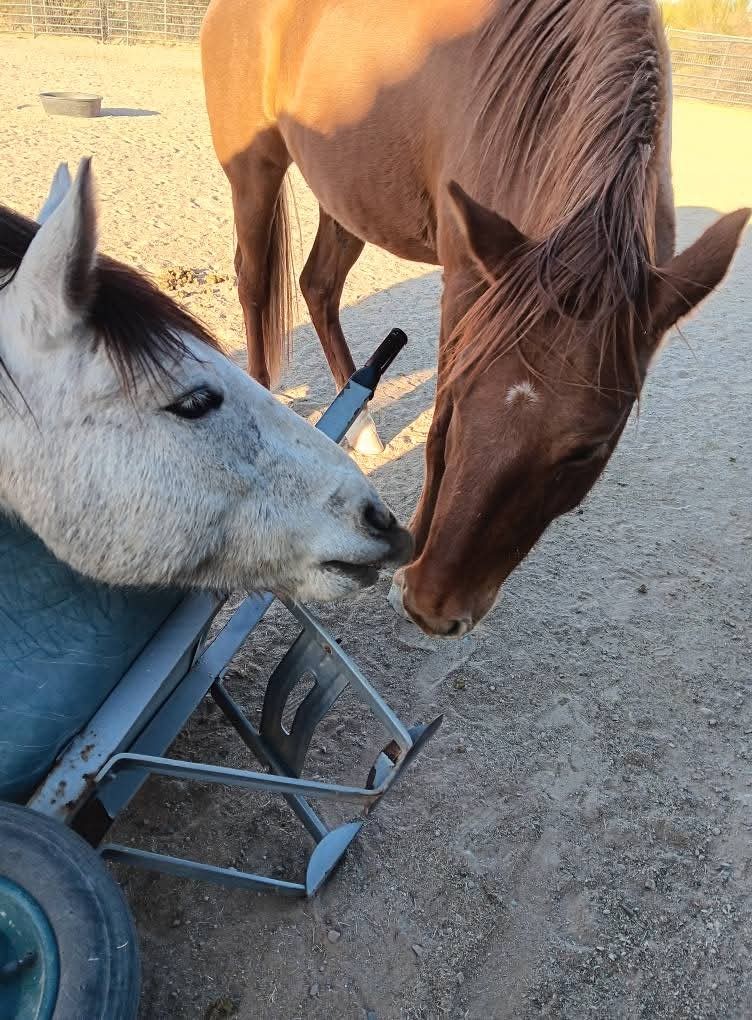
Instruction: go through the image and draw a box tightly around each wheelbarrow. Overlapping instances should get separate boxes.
[0,330,442,1020]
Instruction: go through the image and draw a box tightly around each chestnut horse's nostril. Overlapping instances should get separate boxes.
[363,501,395,534]
[399,589,473,637]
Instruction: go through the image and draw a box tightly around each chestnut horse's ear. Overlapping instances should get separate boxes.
[649,207,750,336]
[448,180,528,282]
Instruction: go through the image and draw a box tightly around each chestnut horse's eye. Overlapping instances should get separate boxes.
[562,442,607,467]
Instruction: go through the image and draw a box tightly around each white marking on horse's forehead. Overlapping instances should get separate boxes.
[505,381,538,405]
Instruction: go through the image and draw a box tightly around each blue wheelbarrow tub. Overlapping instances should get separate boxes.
[0,515,183,803]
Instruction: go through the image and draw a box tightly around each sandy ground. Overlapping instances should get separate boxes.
[2,33,752,1020]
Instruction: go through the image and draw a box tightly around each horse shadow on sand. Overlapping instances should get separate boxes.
[246,269,446,518]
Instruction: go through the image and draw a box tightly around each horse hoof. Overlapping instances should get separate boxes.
[388,576,409,620]
[345,411,385,456]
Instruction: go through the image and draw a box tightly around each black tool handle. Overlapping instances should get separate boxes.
[365,327,408,377]
[351,328,408,393]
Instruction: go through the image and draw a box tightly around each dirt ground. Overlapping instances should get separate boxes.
[2,33,751,1020]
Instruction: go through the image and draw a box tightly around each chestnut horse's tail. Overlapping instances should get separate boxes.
[262,177,296,388]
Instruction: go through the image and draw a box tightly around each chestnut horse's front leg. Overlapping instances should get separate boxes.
[408,398,453,559]
[388,401,451,621]
[300,206,384,455]
[389,340,453,621]
[407,260,477,555]
[224,143,291,389]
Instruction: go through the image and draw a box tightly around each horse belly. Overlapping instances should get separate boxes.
[281,120,439,264]
[269,0,489,265]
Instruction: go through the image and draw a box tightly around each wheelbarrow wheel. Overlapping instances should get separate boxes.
[0,802,140,1020]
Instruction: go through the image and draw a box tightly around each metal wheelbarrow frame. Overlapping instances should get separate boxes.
[26,329,443,897]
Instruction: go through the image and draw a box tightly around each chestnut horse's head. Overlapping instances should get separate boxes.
[392,183,749,637]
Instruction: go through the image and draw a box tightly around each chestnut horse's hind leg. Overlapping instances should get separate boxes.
[225,144,291,388]
[300,207,384,456]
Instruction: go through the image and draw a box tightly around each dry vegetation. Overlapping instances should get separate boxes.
[661,0,752,35]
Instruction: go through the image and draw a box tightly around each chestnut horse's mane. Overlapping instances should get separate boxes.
[449,0,667,394]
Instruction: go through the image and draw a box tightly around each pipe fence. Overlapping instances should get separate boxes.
[667,28,752,106]
[1,9,751,108]
[0,0,205,42]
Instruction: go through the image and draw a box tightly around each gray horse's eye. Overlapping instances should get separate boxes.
[165,385,224,420]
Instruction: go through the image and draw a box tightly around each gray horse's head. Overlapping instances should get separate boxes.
[0,160,411,599]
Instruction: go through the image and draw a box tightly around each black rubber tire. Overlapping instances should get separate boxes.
[0,802,140,1020]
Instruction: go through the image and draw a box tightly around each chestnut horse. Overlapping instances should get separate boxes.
[201,0,749,636]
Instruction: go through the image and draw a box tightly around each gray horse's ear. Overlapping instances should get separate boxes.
[14,158,98,333]
[649,207,750,336]
[37,162,73,225]
[448,180,528,282]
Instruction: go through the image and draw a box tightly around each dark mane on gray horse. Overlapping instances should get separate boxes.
[0,204,222,396]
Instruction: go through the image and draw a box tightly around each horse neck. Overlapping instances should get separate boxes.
[447,1,667,228]
[439,264,488,348]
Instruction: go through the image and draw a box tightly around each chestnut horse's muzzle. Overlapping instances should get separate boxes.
[388,567,476,639]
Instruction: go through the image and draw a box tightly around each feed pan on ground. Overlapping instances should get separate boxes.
[39,92,102,118]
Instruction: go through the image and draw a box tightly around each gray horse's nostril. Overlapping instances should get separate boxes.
[363,501,395,534]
